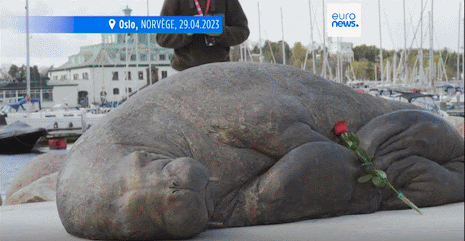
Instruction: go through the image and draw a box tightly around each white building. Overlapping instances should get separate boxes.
[48,6,176,107]
[327,37,354,62]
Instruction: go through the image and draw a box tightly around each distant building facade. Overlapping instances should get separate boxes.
[48,6,176,106]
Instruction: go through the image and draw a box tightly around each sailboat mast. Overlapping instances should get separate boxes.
[429,0,434,90]
[393,52,397,83]
[322,0,327,79]
[339,38,343,83]
[429,11,433,88]
[281,7,286,65]
[258,2,263,63]
[124,6,131,100]
[126,34,129,99]
[340,38,343,83]
[309,0,315,73]
[419,0,423,86]
[26,0,31,99]
[457,3,461,81]
[147,0,151,85]
[336,38,338,82]
[386,60,391,82]
[403,0,407,83]
[378,0,384,82]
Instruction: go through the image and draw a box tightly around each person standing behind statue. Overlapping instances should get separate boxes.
[156,0,250,71]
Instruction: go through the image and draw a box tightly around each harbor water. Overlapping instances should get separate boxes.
[0,145,71,203]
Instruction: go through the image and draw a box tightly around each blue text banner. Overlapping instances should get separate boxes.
[7,16,224,34]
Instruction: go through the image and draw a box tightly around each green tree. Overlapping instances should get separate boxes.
[290,42,308,68]
[252,45,260,54]
[366,61,375,80]
[18,65,26,79]
[261,40,276,63]
[270,41,291,64]
[259,40,292,64]
[32,65,40,80]
[352,59,370,80]
[8,64,19,79]
[353,44,378,62]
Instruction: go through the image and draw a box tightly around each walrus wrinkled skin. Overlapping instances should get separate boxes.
[57,62,464,240]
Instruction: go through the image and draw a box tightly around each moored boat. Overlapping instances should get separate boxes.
[0,115,47,154]
[0,98,110,132]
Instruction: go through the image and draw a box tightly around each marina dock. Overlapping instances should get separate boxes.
[40,127,85,143]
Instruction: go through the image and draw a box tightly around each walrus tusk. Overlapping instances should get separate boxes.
[209,177,219,182]
[207,222,224,228]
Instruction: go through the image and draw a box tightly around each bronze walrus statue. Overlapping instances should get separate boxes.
[56,62,464,240]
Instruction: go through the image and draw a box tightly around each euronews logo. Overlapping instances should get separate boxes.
[327,4,361,37]
[331,13,359,28]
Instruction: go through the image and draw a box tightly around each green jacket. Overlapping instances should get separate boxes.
[156,0,250,71]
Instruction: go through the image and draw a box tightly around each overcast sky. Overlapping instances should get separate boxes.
[0,0,464,68]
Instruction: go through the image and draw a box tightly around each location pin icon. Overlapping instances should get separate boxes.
[109,19,116,29]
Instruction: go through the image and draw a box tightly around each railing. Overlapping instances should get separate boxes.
[0,97,23,104]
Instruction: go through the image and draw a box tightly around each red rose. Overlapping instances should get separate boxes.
[332,121,349,137]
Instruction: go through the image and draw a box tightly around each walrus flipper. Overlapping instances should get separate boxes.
[228,142,377,226]
[355,109,464,209]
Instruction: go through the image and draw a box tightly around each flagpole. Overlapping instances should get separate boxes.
[26,0,31,99]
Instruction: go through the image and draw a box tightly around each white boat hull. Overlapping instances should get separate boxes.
[4,112,106,131]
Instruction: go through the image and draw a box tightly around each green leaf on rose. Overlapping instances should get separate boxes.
[372,176,386,187]
[346,140,353,148]
[357,174,373,183]
[375,170,387,179]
